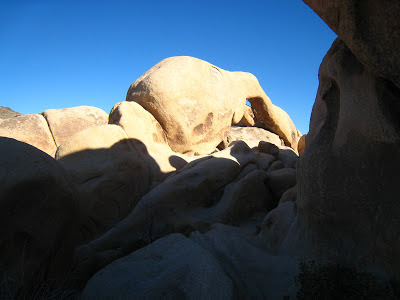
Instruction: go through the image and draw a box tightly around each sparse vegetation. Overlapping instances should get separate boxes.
[295,260,396,299]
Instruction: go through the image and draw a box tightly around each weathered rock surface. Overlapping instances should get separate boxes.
[109,101,189,183]
[73,142,281,282]
[127,56,299,154]
[249,97,300,149]
[0,137,79,286]
[81,233,234,299]
[82,226,300,299]
[0,106,22,119]
[292,38,400,278]
[56,125,152,240]
[266,168,297,202]
[42,106,108,147]
[219,126,281,150]
[297,133,306,155]
[259,201,297,251]
[0,114,57,156]
[240,104,256,126]
[278,185,297,205]
[303,0,400,89]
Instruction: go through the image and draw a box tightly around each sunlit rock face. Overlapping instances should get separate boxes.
[126,56,299,154]
[303,0,400,90]
[295,38,400,277]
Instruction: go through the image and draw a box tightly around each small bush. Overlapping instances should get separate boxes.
[295,260,396,299]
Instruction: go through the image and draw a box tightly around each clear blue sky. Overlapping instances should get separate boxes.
[0,0,336,134]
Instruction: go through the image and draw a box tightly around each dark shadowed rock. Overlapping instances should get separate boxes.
[0,137,79,287]
[56,125,152,241]
[81,234,234,299]
[266,168,297,202]
[303,0,400,89]
[292,38,400,278]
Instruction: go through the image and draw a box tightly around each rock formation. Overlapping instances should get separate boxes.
[8,15,400,295]
[285,0,400,281]
[303,0,400,89]
[0,137,79,289]
[126,56,300,154]
[0,106,108,157]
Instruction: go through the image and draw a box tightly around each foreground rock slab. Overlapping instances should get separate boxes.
[291,39,400,279]
[82,225,300,299]
[0,137,79,286]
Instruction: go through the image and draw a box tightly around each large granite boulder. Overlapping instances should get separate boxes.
[292,39,400,278]
[73,142,284,283]
[0,114,57,156]
[0,137,79,289]
[82,226,300,299]
[56,125,152,240]
[126,56,299,154]
[109,101,190,184]
[303,0,400,89]
[81,234,234,299]
[42,106,108,147]
[219,126,282,150]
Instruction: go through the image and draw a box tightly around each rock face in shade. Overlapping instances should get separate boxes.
[0,114,57,156]
[42,106,108,147]
[56,125,152,240]
[81,234,235,299]
[72,142,298,283]
[109,101,190,183]
[0,137,79,286]
[303,0,400,89]
[292,39,400,278]
[81,227,300,299]
[126,56,299,154]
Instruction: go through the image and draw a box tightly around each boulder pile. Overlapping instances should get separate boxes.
[0,57,303,297]
[1,0,399,296]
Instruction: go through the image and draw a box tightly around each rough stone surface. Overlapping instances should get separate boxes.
[56,125,152,240]
[0,114,57,156]
[277,146,298,168]
[259,202,297,251]
[0,106,22,119]
[219,126,281,150]
[81,234,234,299]
[258,141,280,157]
[249,97,299,150]
[266,168,297,202]
[303,0,400,89]
[109,101,190,183]
[72,142,277,281]
[0,137,79,285]
[293,39,400,278]
[278,185,297,205]
[42,106,108,147]
[240,104,256,126]
[127,56,298,154]
[297,133,306,155]
[82,226,300,299]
